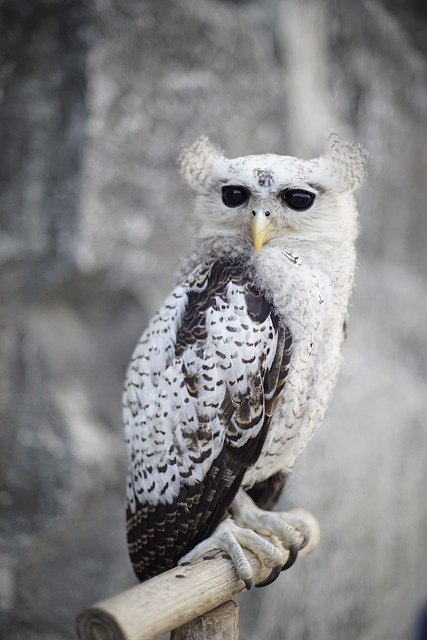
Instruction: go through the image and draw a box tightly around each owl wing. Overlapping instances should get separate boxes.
[123,259,292,581]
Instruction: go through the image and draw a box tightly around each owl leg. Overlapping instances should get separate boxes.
[177,516,284,590]
[230,489,310,584]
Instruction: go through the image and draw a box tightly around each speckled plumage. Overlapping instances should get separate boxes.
[123,133,367,582]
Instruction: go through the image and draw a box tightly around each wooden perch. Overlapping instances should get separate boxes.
[76,508,320,640]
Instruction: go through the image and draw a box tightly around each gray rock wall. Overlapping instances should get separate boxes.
[1,1,426,638]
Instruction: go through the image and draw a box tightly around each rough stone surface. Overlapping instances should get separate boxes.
[1,0,427,639]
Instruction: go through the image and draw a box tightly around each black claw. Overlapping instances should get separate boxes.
[255,564,282,588]
[297,530,310,551]
[244,577,253,590]
[282,544,298,571]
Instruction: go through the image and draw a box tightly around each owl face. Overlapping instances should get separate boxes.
[179,134,367,251]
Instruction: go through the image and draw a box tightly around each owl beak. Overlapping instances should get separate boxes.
[251,208,274,254]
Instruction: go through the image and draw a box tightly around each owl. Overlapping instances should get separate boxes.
[123,133,367,588]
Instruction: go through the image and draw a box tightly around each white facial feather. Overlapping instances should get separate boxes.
[178,136,226,192]
[178,133,367,244]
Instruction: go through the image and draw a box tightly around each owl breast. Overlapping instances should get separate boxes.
[242,240,354,488]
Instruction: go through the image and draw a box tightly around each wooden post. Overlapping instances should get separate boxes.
[170,601,239,640]
[76,508,320,640]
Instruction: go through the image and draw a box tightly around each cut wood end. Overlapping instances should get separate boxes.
[76,607,123,640]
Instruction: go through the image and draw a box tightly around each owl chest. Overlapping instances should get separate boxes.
[244,258,350,486]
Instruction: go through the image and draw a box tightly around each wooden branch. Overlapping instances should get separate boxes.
[75,508,320,640]
[170,600,239,640]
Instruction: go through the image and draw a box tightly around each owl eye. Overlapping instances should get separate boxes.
[222,185,250,207]
[281,189,315,211]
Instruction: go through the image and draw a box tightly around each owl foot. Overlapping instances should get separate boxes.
[230,489,310,578]
[177,516,284,590]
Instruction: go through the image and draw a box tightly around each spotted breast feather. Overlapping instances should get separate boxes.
[123,259,292,581]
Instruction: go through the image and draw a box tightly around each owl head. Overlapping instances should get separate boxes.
[178,133,367,252]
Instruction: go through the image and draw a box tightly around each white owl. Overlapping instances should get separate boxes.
[123,133,367,588]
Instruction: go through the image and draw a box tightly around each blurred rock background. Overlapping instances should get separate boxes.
[1,0,426,638]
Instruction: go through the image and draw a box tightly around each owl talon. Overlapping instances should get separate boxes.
[244,577,253,591]
[178,517,283,590]
[297,530,310,551]
[255,563,282,588]
[281,544,298,571]
[231,489,312,566]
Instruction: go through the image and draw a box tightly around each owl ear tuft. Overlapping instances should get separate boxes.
[178,136,225,192]
[322,131,368,192]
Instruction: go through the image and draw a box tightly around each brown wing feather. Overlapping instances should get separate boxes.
[246,471,290,511]
[127,449,245,580]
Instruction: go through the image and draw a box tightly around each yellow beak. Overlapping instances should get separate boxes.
[251,209,274,254]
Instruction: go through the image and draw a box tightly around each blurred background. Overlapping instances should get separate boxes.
[1,0,427,638]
